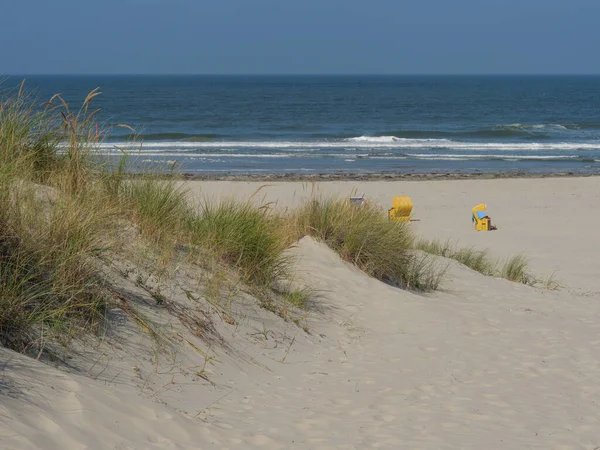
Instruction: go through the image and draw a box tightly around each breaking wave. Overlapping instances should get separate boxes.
[95,136,600,154]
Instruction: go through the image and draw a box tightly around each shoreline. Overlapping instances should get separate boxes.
[178,170,600,182]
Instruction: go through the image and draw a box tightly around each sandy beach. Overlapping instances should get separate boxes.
[2,176,600,449]
[189,176,600,292]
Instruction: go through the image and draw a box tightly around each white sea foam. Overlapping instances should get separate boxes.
[502,123,569,131]
[347,136,401,143]
[104,152,584,161]
[100,152,296,158]
[94,137,600,153]
[404,153,581,160]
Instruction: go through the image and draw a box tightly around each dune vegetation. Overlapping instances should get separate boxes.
[0,83,537,357]
[288,196,445,291]
[414,238,535,284]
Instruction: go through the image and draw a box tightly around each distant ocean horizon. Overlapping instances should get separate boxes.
[5,75,600,175]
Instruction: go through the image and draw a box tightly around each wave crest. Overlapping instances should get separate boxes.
[346,135,400,143]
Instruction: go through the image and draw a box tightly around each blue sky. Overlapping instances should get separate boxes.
[1,0,599,74]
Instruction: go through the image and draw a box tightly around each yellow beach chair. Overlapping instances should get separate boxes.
[388,196,413,222]
[472,203,496,231]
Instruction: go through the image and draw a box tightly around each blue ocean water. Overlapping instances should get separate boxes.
[7,75,600,174]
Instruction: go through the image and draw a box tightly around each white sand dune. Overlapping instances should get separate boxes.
[2,177,600,449]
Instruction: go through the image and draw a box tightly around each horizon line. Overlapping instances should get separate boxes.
[3,73,600,77]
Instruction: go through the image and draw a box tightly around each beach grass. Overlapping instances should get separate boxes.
[500,254,531,284]
[415,239,535,285]
[0,83,60,178]
[290,197,445,291]
[121,175,191,244]
[275,285,315,309]
[0,86,115,353]
[0,170,111,353]
[187,198,290,287]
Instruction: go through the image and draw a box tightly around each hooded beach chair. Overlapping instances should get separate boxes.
[472,203,496,231]
[388,196,413,222]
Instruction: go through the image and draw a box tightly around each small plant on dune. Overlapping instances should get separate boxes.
[276,286,315,309]
[404,253,447,291]
[414,238,454,258]
[415,239,497,275]
[291,197,444,291]
[452,247,497,276]
[199,263,242,312]
[539,271,560,290]
[500,254,532,284]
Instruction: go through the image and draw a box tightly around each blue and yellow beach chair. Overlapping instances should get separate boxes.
[472,203,496,231]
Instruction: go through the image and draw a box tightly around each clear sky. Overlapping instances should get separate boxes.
[1,0,599,75]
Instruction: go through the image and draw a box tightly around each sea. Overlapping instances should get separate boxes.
[6,75,600,175]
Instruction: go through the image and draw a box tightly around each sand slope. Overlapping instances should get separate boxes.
[2,178,600,449]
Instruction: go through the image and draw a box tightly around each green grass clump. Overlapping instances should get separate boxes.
[187,199,290,286]
[0,175,111,353]
[415,239,496,275]
[0,83,118,354]
[500,254,531,284]
[278,287,313,309]
[452,247,497,276]
[404,253,446,291]
[121,176,191,243]
[414,238,454,258]
[416,239,535,284]
[291,197,444,291]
